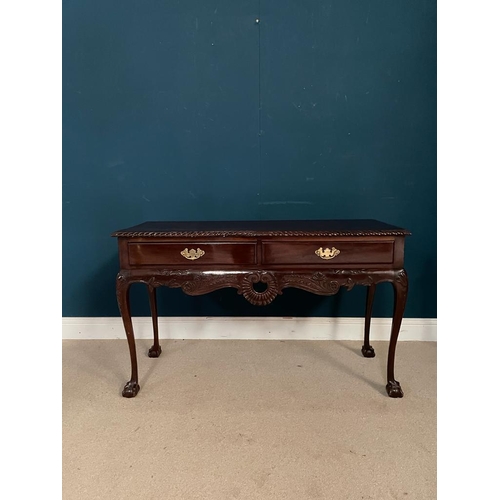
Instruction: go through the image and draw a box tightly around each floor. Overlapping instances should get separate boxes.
[62,339,436,499]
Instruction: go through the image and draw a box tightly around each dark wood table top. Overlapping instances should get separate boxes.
[112,219,411,238]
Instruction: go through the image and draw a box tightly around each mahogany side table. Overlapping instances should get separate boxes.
[112,220,410,398]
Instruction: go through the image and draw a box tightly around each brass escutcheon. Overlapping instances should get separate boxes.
[181,248,205,260]
[315,247,340,260]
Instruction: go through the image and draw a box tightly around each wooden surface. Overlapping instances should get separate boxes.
[114,219,410,399]
[112,219,411,237]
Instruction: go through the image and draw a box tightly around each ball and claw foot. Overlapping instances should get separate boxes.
[122,380,140,398]
[386,380,404,398]
[361,344,376,358]
[148,345,162,358]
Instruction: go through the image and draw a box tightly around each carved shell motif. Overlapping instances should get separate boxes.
[239,272,280,306]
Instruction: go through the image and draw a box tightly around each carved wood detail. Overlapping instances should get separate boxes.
[395,268,409,287]
[147,271,242,296]
[279,270,378,295]
[117,269,404,306]
[279,272,342,295]
[239,272,281,306]
[112,229,410,238]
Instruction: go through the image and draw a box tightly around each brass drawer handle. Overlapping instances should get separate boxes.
[181,248,205,260]
[315,247,340,260]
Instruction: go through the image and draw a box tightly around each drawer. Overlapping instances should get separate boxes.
[262,241,394,265]
[128,242,257,266]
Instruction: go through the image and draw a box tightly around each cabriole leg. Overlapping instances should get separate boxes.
[147,285,162,358]
[116,273,140,398]
[362,284,376,358]
[386,270,409,398]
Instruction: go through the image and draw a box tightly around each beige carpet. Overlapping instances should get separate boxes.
[63,339,436,499]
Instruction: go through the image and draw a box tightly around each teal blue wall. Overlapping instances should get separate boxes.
[63,1,436,318]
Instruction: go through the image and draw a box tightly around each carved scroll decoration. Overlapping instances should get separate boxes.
[117,269,405,307]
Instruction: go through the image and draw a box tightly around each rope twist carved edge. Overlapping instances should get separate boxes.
[112,230,410,238]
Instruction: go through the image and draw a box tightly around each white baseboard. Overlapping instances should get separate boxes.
[62,317,436,341]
